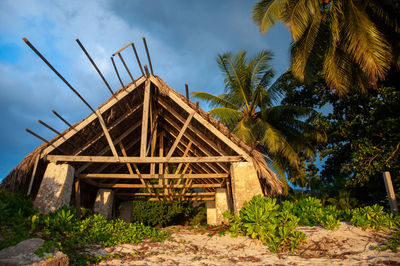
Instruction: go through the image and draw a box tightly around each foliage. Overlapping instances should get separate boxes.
[224,195,306,252]
[252,0,400,95]
[278,71,400,206]
[131,200,201,227]
[0,190,170,265]
[193,50,325,192]
[224,195,397,253]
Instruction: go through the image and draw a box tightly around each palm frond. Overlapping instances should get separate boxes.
[252,0,287,33]
[208,107,243,128]
[191,92,239,109]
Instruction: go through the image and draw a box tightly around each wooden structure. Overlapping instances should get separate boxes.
[1,38,283,216]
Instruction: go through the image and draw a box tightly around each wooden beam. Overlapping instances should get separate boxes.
[27,153,41,196]
[383,171,399,214]
[96,110,118,158]
[118,142,148,191]
[96,183,223,188]
[129,197,214,201]
[74,179,81,217]
[140,80,151,157]
[117,192,215,196]
[79,173,228,179]
[161,107,229,172]
[159,131,164,185]
[166,110,195,161]
[47,155,243,164]
[151,76,252,161]
[75,104,142,156]
[40,76,146,158]
[76,121,141,174]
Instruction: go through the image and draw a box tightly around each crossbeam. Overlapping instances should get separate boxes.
[94,183,223,189]
[47,155,243,163]
[79,173,228,179]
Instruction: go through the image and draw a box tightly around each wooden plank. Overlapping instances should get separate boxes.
[117,192,215,196]
[118,142,148,191]
[383,171,399,214]
[140,80,151,157]
[150,76,251,161]
[96,183,223,188]
[166,110,195,161]
[161,108,229,172]
[76,121,141,174]
[74,179,81,217]
[41,76,146,158]
[27,153,40,196]
[96,110,119,158]
[130,197,215,201]
[47,155,243,163]
[79,173,228,179]
[75,104,142,156]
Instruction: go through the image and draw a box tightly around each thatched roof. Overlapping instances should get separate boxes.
[1,74,283,198]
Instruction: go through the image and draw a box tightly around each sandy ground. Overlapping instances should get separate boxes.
[92,222,400,265]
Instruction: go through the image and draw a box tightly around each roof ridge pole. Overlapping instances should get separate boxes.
[76,39,114,95]
[142,37,154,75]
[22,38,96,114]
[131,42,145,76]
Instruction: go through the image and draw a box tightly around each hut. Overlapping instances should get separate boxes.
[1,38,282,225]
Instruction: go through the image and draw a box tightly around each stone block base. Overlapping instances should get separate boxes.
[93,189,114,219]
[34,163,75,215]
[230,161,263,215]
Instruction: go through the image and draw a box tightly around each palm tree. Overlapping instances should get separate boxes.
[252,0,400,95]
[193,50,325,192]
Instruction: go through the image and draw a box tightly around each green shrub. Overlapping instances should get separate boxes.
[0,191,170,265]
[131,201,201,227]
[224,195,306,253]
[350,205,394,230]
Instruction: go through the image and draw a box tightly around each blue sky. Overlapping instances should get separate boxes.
[0,0,292,180]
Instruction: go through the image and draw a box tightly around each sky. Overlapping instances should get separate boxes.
[0,0,292,180]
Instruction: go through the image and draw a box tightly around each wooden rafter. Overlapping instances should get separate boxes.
[96,110,118,158]
[151,76,252,161]
[165,110,195,161]
[140,80,151,157]
[40,76,146,158]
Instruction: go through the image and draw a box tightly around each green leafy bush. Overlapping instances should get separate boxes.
[0,190,170,265]
[350,205,394,230]
[131,201,201,227]
[224,195,306,252]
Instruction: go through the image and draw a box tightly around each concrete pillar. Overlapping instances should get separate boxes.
[215,188,230,224]
[119,201,133,223]
[230,161,263,215]
[206,201,217,225]
[34,163,75,215]
[93,189,114,219]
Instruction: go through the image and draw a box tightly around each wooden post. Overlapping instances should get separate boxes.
[140,80,151,157]
[383,171,399,214]
[74,179,81,217]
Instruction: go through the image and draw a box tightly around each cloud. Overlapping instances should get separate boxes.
[0,0,291,179]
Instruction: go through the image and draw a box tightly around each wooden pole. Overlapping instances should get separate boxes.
[142,37,154,75]
[23,38,96,114]
[111,57,125,88]
[383,171,399,214]
[25,129,67,154]
[185,84,189,104]
[76,39,114,95]
[27,152,41,196]
[117,53,135,82]
[131,42,145,76]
